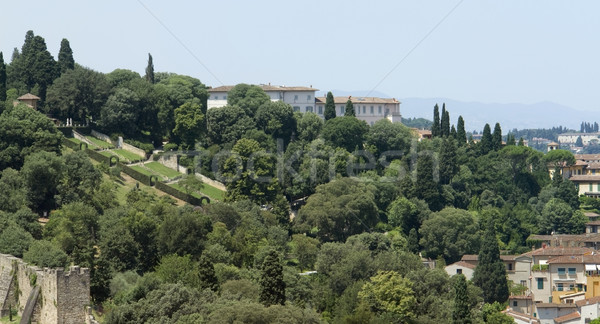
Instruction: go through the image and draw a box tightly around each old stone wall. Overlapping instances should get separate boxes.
[118,137,147,158]
[90,130,113,145]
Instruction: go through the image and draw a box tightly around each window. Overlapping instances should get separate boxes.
[294,95,298,101]
[507,263,513,271]
[578,284,584,291]
[569,284,575,291]
[557,283,563,291]
[590,183,594,191]
[378,106,382,114]
[513,301,518,307]
[370,106,374,114]
[306,106,313,113]
[318,106,323,114]
[456,269,462,274]
[363,106,366,114]
[214,95,218,100]
[568,268,576,275]
[520,280,527,287]
[558,268,566,275]
[537,278,544,289]
[341,107,345,114]
[307,95,311,100]
[223,95,227,100]
[293,106,300,112]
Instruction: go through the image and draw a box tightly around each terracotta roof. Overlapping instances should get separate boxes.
[509,295,532,300]
[17,93,40,100]
[587,162,600,169]
[570,175,600,181]
[521,247,595,257]
[575,295,600,307]
[208,85,318,92]
[528,233,600,243]
[502,309,540,324]
[535,303,577,308]
[576,154,600,161]
[315,96,400,105]
[548,142,559,146]
[547,254,600,264]
[587,220,600,226]
[554,311,580,323]
[447,261,476,270]
[585,212,600,218]
[461,254,516,261]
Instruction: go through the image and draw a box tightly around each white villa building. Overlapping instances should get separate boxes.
[207,84,402,125]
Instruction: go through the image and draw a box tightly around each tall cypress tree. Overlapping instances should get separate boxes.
[416,152,442,211]
[198,255,219,292]
[452,274,471,324]
[480,124,493,155]
[259,250,286,306]
[57,38,75,74]
[456,116,466,146]
[492,122,502,151]
[506,134,516,146]
[439,137,458,185]
[324,91,336,121]
[145,53,155,84]
[0,52,6,102]
[518,137,525,146]
[344,98,355,117]
[432,104,440,137]
[473,218,509,304]
[450,125,457,139]
[441,104,450,137]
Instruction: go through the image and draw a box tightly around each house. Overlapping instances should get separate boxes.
[412,128,432,141]
[530,296,600,324]
[207,84,318,111]
[13,93,40,109]
[503,308,540,324]
[444,261,475,279]
[527,234,600,250]
[457,254,532,294]
[510,295,536,315]
[548,142,559,152]
[314,96,402,125]
[558,133,600,146]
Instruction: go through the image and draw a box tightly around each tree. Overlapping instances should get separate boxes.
[296,112,323,142]
[439,137,458,185]
[456,116,466,146]
[492,122,502,151]
[575,135,583,147]
[358,270,416,323]
[345,98,355,117]
[415,153,443,211]
[254,100,296,144]
[0,224,33,257]
[441,104,450,137]
[23,240,69,268]
[206,105,255,145]
[432,104,440,137]
[19,33,58,101]
[46,66,111,121]
[452,274,471,324]
[57,38,74,74]
[157,207,212,258]
[98,88,140,136]
[365,119,413,155]
[227,83,270,117]
[21,151,64,213]
[291,234,320,271]
[324,91,336,120]
[56,151,102,206]
[518,137,524,146]
[198,255,219,291]
[480,123,493,155]
[419,208,480,263]
[387,197,419,234]
[259,250,285,306]
[0,52,6,102]
[145,53,155,84]
[294,178,380,242]
[173,100,205,150]
[473,218,509,304]
[321,116,368,152]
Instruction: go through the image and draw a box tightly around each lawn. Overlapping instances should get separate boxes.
[130,165,164,180]
[85,136,114,149]
[100,151,114,158]
[67,137,98,150]
[144,162,182,179]
[113,149,145,163]
[171,182,225,201]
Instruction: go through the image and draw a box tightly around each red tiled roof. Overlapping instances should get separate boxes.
[208,85,318,92]
[461,254,517,262]
[509,295,532,300]
[554,311,580,323]
[521,247,595,257]
[547,254,600,264]
[315,96,399,105]
[535,303,577,308]
[447,261,476,270]
[575,295,600,307]
[17,93,40,100]
[528,233,600,243]
[502,309,540,324]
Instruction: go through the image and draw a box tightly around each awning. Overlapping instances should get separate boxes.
[553,279,576,282]
[586,264,597,271]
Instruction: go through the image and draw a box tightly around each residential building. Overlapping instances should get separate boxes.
[444,261,475,279]
[503,308,541,324]
[558,133,600,146]
[314,96,401,125]
[553,154,600,197]
[207,84,318,111]
[13,93,40,109]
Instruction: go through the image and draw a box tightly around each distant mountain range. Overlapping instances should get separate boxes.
[318,90,592,132]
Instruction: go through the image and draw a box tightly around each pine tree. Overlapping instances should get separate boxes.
[259,250,286,306]
[480,124,493,155]
[57,38,74,74]
[441,104,450,137]
[344,98,355,117]
[324,91,336,121]
[145,53,155,84]
[492,122,502,151]
[432,104,440,137]
[198,255,219,292]
[473,218,509,304]
[452,274,471,324]
[456,116,467,146]
[0,52,6,102]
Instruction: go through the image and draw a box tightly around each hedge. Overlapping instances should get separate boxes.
[120,163,151,186]
[155,181,209,206]
[85,149,112,165]
[62,138,79,150]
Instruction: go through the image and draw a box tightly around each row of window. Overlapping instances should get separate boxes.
[293,95,311,101]
[557,267,577,275]
[212,95,227,100]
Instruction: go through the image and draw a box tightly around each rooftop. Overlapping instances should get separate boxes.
[528,233,600,243]
[315,96,400,105]
[569,175,600,182]
[502,309,540,324]
[554,311,580,324]
[547,254,600,264]
[461,254,516,261]
[575,296,600,307]
[17,93,40,100]
[208,85,318,92]
[446,261,476,270]
[521,247,595,257]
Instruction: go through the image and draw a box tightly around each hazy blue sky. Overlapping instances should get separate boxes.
[2,1,599,112]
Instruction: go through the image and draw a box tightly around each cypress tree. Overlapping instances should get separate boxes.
[324,91,336,120]
[344,98,355,117]
[441,104,450,137]
[492,122,502,151]
[506,134,516,146]
[57,38,75,74]
[259,250,286,306]
[439,137,458,185]
[452,274,471,324]
[0,52,6,102]
[575,136,583,147]
[198,255,219,292]
[407,228,419,254]
[480,124,493,155]
[456,116,466,146]
[450,125,457,139]
[145,53,155,84]
[416,153,442,211]
[432,104,440,137]
[518,137,525,146]
[473,218,509,304]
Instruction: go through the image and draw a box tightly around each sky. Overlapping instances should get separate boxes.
[1,0,600,113]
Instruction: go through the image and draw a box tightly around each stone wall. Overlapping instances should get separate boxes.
[90,130,113,145]
[156,154,227,191]
[72,130,94,146]
[118,137,147,158]
[0,254,90,324]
